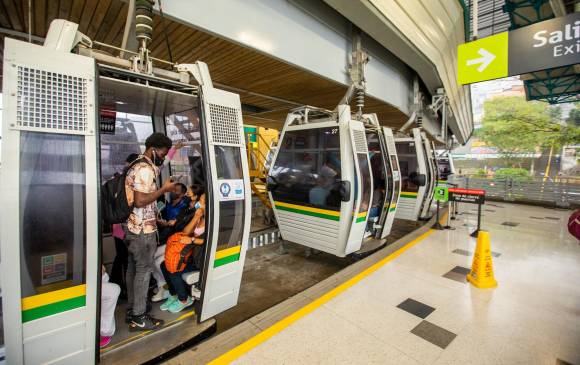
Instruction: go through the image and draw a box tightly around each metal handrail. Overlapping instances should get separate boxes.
[453,176,580,207]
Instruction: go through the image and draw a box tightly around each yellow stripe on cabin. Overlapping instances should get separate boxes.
[22,284,86,311]
[215,245,242,260]
[274,201,340,217]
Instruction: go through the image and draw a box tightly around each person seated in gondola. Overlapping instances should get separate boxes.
[309,165,338,207]
[151,184,203,302]
[151,183,191,302]
[159,193,206,313]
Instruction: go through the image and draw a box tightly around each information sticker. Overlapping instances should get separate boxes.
[41,253,67,285]
[218,179,245,201]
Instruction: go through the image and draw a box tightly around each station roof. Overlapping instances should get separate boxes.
[0,0,408,130]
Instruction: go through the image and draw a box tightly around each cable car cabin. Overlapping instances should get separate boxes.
[418,132,437,219]
[0,20,251,365]
[394,128,431,221]
[363,115,401,240]
[267,105,372,257]
[436,150,455,181]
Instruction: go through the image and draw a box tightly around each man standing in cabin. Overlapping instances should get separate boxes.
[125,132,176,331]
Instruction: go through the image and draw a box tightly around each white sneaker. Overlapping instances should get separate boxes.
[192,287,201,300]
[151,286,169,302]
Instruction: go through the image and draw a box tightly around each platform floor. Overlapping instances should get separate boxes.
[215,219,422,333]
[194,203,579,364]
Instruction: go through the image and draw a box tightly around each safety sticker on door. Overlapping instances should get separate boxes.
[41,253,67,285]
[218,179,245,201]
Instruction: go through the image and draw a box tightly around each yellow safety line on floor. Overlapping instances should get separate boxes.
[209,213,447,364]
[102,311,195,352]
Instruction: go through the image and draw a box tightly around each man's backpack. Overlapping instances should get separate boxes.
[101,158,149,226]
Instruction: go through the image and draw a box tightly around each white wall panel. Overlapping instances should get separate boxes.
[367,0,473,142]
[159,0,412,114]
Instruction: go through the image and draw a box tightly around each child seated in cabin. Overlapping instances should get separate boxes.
[159,193,206,314]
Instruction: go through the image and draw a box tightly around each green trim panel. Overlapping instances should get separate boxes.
[275,204,340,221]
[400,193,418,199]
[22,295,86,323]
[214,253,241,268]
[356,216,366,223]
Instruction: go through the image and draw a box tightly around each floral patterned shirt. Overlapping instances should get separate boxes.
[125,156,159,234]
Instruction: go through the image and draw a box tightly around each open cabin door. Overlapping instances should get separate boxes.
[366,128,389,239]
[344,119,372,254]
[430,141,440,183]
[197,87,251,322]
[419,131,435,219]
[378,127,401,239]
[394,128,428,221]
[1,37,99,364]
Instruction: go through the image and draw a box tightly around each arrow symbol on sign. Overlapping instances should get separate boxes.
[466,48,496,72]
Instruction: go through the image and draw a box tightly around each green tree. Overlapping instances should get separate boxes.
[476,97,580,165]
[494,167,531,181]
[566,103,580,127]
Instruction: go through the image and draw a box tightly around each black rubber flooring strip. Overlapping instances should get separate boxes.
[530,216,544,219]
[450,266,470,275]
[452,249,501,258]
[544,216,561,220]
[451,248,471,256]
[443,271,467,283]
[487,203,504,208]
[411,320,457,349]
[396,298,435,319]
[501,221,519,227]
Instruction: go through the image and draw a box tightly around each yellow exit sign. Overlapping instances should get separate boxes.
[457,32,509,85]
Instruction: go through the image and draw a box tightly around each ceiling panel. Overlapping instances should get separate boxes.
[0,0,408,130]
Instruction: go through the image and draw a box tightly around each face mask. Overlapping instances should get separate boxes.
[194,201,201,210]
[152,149,164,167]
[169,193,180,201]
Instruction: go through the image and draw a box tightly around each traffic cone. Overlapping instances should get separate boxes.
[466,230,497,289]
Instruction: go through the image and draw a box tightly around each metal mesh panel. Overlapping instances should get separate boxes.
[208,103,241,145]
[385,134,397,154]
[352,129,368,153]
[16,66,88,132]
[455,177,580,207]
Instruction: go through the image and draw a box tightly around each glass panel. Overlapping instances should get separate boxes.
[99,111,153,182]
[20,132,86,297]
[215,146,243,180]
[391,155,401,196]
[383,154,394,207]
[357,153,371,214]
[216,200,245,252]
[270,127,342,211]
[422,143,432,191]
[438,157,451,180]
[396,141,420,193]
[165,108,204,187]
[214,146,245,252]
[367,131,386,218]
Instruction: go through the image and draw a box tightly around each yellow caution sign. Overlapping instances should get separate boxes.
[466,231,497,288]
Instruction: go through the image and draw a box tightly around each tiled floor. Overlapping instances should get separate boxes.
[230,203,580,365]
